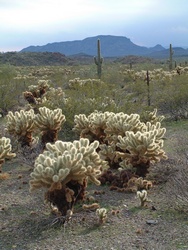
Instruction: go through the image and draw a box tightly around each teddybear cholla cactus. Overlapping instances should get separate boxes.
[141,109,165,124]
[23,80,50,105]
[96,208,107,224]
[6,109,36,147]
[0,137,16,170]
[35,107,66,146]
[117,122,168,176]
[29,138,107,216]
[73,111,112,143]
[74,110,168,189]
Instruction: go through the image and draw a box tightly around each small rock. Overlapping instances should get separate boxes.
[146,219,158,225]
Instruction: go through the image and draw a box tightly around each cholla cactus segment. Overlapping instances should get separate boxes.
[88,110,112,127]
[137,190,151,207]
[73,111,112,142]
[6,109,36,136]
[99,144,119,169]
[29,138,107,191]
[141,109,165,125]
[96,208,107,224]
[105,112,144,143]
[141,122,166,146]
[0,137,16,167]
[99,144,117,161]
[35,107,66,132]
[73,114,90,136]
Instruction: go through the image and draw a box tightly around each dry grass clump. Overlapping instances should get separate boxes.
[146,158,177,184]
[165,156,188,212]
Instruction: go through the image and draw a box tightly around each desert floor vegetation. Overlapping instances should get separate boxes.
[0,61,188,250]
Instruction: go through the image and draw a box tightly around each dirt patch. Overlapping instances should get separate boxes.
[0,121,188,250]
[0,163,188,250]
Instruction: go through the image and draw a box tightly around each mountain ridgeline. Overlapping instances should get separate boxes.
[20,35,188,58]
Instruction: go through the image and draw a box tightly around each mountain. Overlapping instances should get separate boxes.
[19,35,188,58]
[20,35,165,57]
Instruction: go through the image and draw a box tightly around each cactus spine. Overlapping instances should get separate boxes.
[169,44,174,70]
[94,39,103,79]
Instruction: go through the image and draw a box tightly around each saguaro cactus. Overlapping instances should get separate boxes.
[169,44,174,70]
[146,70,151,106]
[94,39,103,79]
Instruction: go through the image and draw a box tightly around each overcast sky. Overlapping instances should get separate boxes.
[1,0,188,52]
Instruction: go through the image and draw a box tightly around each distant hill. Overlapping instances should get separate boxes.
[20,35,188,58]
[148,47,188,58]
[0,52,74,66]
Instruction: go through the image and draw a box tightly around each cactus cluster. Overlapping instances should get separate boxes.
[68,78,102,89]
[6,107,66,148]
[23,80,50,105]
[29,138,107,216]
[41,87,66,109]
[23,80,66,110]
[73,109,168,187]
[27,80,50,98]
[122,67,182,83]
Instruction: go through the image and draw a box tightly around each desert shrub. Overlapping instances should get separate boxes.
[0,65,24,116]
[154,75,188,120]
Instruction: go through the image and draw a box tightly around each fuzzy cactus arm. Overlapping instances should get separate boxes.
[73,114,90,135]
[99,144,117,161]
[0,137,16,163]
[73,111,111,142]
[141,109,165,124]
[105,113,144,143]
[89,111,112,128]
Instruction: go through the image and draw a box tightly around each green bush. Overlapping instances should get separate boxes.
[154,75,188,120]
[0,65,24,116]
